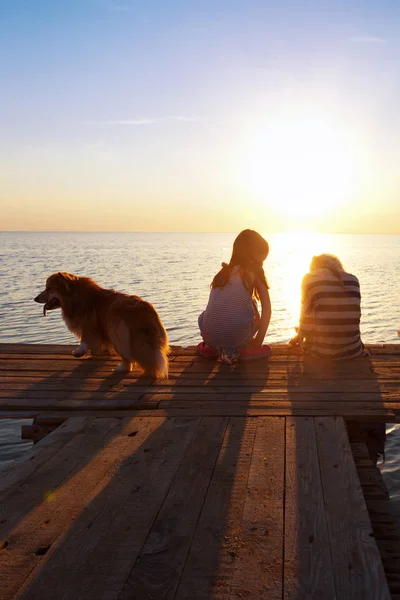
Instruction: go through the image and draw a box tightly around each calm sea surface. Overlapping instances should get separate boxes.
[1,232,399,510]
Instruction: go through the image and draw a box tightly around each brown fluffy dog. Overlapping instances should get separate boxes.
[34,272,169,378]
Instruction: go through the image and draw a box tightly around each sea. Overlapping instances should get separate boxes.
[0,232,399,512]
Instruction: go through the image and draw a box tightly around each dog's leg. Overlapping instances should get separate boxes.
[115,360,132,373]
[73,341,89,358]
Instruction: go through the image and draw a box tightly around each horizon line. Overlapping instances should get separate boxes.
[1,230,399,235]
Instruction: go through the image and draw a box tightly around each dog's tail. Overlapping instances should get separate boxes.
[151,347,169,380]
[109,304,169,379]
[129,328,169,379]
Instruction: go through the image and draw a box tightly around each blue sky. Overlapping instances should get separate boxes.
[1,0,400,232]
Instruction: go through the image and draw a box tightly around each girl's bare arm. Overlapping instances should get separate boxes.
[253,283,271,346]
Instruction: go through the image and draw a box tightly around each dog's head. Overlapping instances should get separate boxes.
[34,272,79,315]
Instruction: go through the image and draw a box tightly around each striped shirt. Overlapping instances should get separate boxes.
[198,267,259,350]
[299,268,365,360]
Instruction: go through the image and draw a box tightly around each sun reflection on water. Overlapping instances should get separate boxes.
[265,231,333,333]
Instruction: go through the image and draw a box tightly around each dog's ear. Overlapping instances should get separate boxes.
[57,272,79,293]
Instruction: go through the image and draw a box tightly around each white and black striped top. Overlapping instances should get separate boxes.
[299,268,365,360]
[198,267,258,349]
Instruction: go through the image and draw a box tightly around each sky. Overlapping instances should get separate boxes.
[1,0,400,233]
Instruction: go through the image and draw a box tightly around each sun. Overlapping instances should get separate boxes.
[239,113,361,222]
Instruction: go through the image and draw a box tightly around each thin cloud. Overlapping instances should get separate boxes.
[166,116,198,122]
[86,116,198,126]
[102,119,157,125]
[349,36,386,44]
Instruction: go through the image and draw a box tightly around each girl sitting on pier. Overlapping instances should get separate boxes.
[290,253,367,359]
[197,229,272,364]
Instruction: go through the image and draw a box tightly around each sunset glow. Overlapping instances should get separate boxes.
[1,1,399,233]
[239,113,362,224]
[268,231,332,327]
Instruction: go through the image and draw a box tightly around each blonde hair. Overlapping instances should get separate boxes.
[310,254,344,283]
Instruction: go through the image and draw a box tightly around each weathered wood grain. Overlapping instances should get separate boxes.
[0,343,397,354]
[283,416,336,599]
[15,416,200,600]
[0,418,88,499]
[229,416,285,599]
[1,376,400,394]
[0,418,123,533]
[0,410,392,599]
[119,416,228,600]
[0,393,157,411]
[0,417,132,599]
[175,417,258,599]
[314,417,391,599]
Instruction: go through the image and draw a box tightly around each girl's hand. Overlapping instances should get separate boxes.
[289,334,303,353]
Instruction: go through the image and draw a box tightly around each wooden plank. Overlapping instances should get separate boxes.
[1,360,399,381]
[151,390,399,401]
[0,387,155,397]
[2,370,400,384]
[16,416,200,600]
[119,416,228,599]
[0,344,200,356]
[1,416,163,599]
[0,342,397,353]
[175,417,257,600]
[166,388,398,400]
[0,363,397,381]
[229,417,285,599]
[0,359,154,372]
[0,418,88,499]
[0,393,157,411]
[0,376,160,394]
[153,390,400,402]
[169,355,400,365]
[1,377,400,394]
[1,388,399,411]
[154,408,395,420]
[0,364,277,376]
[1,355,399,372]
[0,344,95,355]
[0,408,397,424]
[1,398,397,417]
[33,416,67,426]
[0,418,137,599]
[0,417,124,534]
[314,417,391,599]
[0,409,397,421]
[0,378,400,401]
[0,369,293,382]
[2,371,400,387]
[283,416,336,599]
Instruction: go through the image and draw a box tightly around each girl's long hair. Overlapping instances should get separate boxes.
[211,229,269,298]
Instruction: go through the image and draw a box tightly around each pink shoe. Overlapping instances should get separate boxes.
[196,342,218,359]
[240,345,272,361]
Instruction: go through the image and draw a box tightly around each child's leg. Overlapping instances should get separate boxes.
[198,311,215,347]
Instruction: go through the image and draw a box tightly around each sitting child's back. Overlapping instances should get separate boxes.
[292,253,365,360]
[199,266,259,349]
[198,229,271,363]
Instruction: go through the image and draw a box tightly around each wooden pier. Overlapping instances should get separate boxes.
[0,343,399,599]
